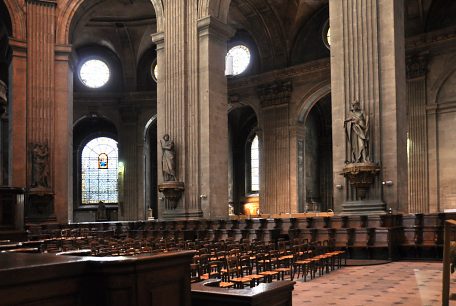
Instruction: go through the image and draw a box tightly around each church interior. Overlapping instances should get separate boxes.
[1,0,456,305]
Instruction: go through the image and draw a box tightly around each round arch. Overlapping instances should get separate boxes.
[199,0,232,23]
[2,0,26,40]
[143,115,158,219]
[297,82,331,123]
[56,0,162,45]
[430,58,456,106]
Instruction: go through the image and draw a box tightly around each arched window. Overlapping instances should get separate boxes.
[249,134,259,193]
[81,137,118,204]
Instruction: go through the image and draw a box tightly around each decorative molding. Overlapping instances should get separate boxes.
[25,0,57,7]
[406,26,456,52]
[8,38,27,56]
[229,59,330,90]
[406,53,428,79]
[257,80,293,108]
[197,15,235,41]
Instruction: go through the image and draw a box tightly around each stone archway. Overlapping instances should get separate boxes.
[199,0,232,22]
[1,0,26,40]
[296,82,332,213]
[144,116,158,219]
[56,0,161,44]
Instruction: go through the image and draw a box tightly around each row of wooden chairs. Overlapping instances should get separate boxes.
[190,238,347,288]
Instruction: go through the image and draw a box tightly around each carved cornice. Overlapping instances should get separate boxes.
[406,53,428,79]
[406,26,456,52]
[229,58,330,91]
[197,16,235,41]
[25,0,57,7]
[151,32,165,49]
[257,80,292,107]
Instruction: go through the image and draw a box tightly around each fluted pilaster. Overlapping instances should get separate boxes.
[257,80,292,214]
[330,0,407,213]
[406,54,429,213]
[152,2,233,219]
[26,0,56,187]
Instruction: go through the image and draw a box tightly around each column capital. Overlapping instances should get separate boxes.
[406,52,429,79]
[25,0,57,6]
[9,38,27,57]
[151,32,165,50]
[257,80,293,107]
[55,44,72,62]
[197,16,235,41]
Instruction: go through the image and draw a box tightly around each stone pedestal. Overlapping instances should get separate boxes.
[158,181,185,211]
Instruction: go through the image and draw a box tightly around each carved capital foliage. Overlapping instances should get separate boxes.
[406,53,428,79]
[256,80,292,107]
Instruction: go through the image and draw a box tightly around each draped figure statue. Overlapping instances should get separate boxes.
[160,134,176,181]
[344,100,369,163]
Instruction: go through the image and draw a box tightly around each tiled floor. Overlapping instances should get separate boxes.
[292,261,453,306]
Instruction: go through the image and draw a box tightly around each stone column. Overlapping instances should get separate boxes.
[330,0,407,214]
[198,16,234,219]
[406,53,429,213]
[257,80,293,214]
[0,80,8,185]
[54,44,73,222]
[25,0,61,222]
[8,38,27,189]
[118,107,138,221]
[152,2,233,220]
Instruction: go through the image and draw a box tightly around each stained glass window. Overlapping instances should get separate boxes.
[225,45,251,76]
[81,137,118,204]
[98,153,108,169]
[250,135,259,192]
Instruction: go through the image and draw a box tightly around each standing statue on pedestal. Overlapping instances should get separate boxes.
[31,143,50,188]
[158,134,184,211]
[344,100,369,163]
[160,134,176,181]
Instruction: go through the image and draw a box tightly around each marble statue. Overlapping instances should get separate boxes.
[344,100,369,163]
[160,134,176,181]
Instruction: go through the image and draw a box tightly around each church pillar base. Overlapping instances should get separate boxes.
[341,200,386,216]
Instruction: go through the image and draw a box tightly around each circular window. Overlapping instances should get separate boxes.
[225,45,251,76]
[151,59,158,82]
[323,21,331,49]
[79,59,110,88]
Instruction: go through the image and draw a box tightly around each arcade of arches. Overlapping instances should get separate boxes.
[0,0,456,224]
